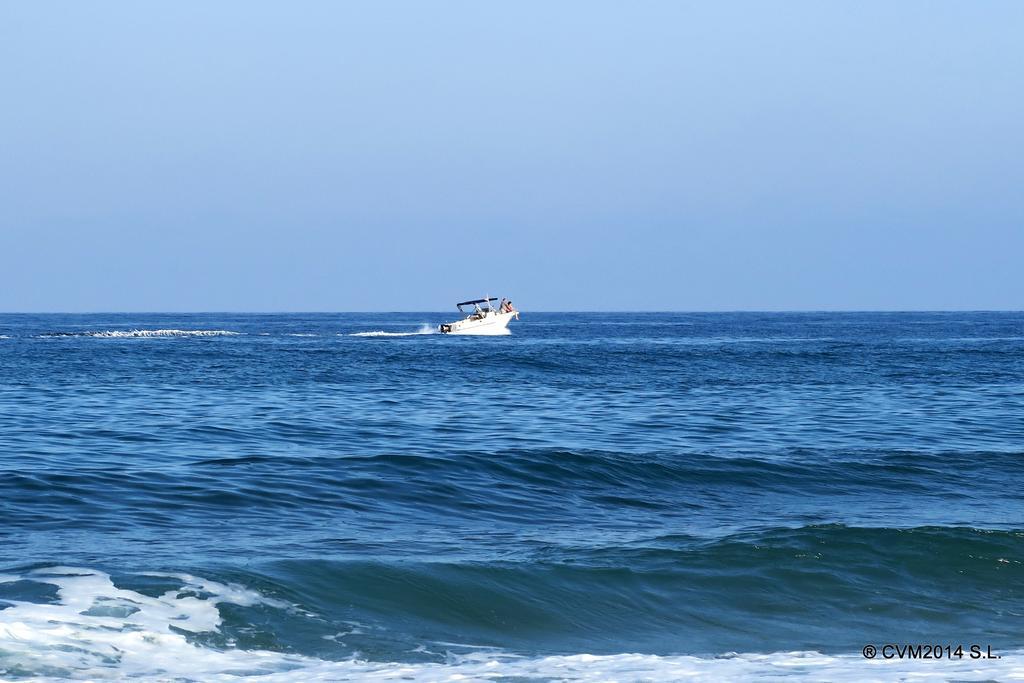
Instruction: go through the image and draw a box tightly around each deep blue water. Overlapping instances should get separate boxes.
[1,312,1023,681]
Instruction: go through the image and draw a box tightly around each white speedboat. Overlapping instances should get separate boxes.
[439,297,519,335]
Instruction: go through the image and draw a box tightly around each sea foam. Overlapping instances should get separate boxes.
[1,567,1019,682]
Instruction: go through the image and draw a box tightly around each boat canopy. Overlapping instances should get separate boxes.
[457,297,498,312]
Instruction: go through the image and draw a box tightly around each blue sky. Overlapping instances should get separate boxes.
[1,1,1021,311]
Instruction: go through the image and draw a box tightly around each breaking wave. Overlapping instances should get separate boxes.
[1,566,1018,682]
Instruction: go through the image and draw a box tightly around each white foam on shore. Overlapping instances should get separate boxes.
[1,567,1021,682]
[0,567,290,681]
[216,650,1024,682]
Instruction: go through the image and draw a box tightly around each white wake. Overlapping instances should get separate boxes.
[40,329,241,338]
[348,324,437,337]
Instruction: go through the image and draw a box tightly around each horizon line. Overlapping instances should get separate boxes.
[1,309,1022,315]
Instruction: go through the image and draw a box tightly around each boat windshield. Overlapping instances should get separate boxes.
[457,298,497,313]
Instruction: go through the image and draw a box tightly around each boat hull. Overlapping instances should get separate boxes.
[440,311,516,335]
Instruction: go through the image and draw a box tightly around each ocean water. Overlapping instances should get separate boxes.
[1,311,1023,682]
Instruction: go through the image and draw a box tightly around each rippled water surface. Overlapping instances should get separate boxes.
[1,312,1023,681]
